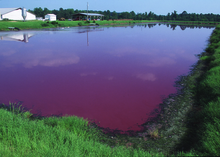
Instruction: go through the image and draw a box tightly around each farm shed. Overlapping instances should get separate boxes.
[45,14,56,21]
[72,13,104,21]
[0,8,36,20]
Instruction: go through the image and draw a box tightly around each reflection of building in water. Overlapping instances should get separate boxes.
[0,33,34,43]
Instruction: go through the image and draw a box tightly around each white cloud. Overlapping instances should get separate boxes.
[1,48,80,68]
[136,73,156,81]
[80,72,97,76]
[145,57,176,67]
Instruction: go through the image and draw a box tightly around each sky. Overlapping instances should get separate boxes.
[0,0,220,15]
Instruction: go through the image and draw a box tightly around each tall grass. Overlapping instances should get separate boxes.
[0,102,197,156]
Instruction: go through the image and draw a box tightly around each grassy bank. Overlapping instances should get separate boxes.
[0,20,160,31]
[0,103,196,157]
[1,19,219,31]
[0,24,220,156]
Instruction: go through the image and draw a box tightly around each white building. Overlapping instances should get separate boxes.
[36,17,43,21]
[45,14,56,21]
[0,8,36,21]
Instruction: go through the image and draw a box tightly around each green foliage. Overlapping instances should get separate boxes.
[190,26,220,156]
[0,102,201,157]
[84,20,90,24]
[78,22,83,26]
[200,56,213,61]
[51,21,58,25]
[2,18,9,21]
[41,22,50,27]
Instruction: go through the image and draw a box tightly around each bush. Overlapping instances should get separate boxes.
[51,21,58,25]
[78,22,83,26]
[85,20,90,24]
[2,18,9,21]
[93,20,96,23]
[41,23,50,27]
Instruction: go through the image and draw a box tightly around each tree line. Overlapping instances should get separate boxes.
[28,7,220,22]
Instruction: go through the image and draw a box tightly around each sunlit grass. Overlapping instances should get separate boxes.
[0,102,198,156]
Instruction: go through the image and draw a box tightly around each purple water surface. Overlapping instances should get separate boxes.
[0,24,214,132]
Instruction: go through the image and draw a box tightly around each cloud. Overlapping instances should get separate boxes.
[136,73,157,81]
[0,49,16,56]
[1,48,80,68]
[145,57,176,67]
[106,76,114,80]
[106,47,154,57]
[80,72,97,76]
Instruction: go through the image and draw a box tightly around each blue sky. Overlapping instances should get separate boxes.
[1,0,220,15]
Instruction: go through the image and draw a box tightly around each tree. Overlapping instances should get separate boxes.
[136,13,143,20]
[43,8,51,17]
[120,12,130,19]
[143,12,148,20]
[33,7,44,17]
[171,10,177,20]
[191,13,197,21]
[130,11,136,20]
[66,9,74,19]
[106,10,111,19]
[52,9,59,17]
[181,11,187,15]
[112,11,118,20]
[57,8,64,19]
[167,13,171,20]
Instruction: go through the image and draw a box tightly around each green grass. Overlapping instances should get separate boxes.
[0,24,220,157]
[0,103,197,157]
[0,20,81,31]
[0,20,160,31]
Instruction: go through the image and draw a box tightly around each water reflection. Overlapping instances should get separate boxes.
[136,73,157,81]
[77,27,104,46]
[0,24,214,133]
[134,23,215,30]
[0,47,80,68]
[0,32,35,43]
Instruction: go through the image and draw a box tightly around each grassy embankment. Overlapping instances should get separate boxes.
[1,19,219,31]
[0,20,158,31]
[0,24,220,156]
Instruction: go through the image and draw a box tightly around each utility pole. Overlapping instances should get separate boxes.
[87,2,88,20]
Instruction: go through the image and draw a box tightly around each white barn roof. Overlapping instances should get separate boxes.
[73,13,104,16]
[0,8,19,15]
[0,8,35,16]
[45,14,56,16]
[0,8,36,21]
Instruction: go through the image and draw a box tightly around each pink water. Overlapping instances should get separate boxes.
[0,24,214,132]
